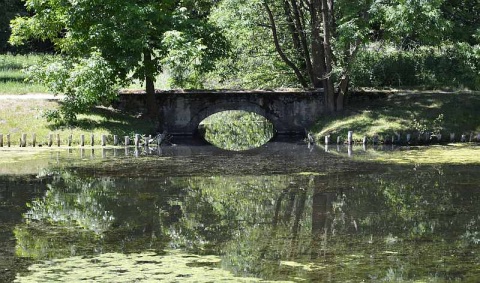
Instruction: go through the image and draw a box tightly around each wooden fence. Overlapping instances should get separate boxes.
[0,131,479,148]
[0,133,153,148]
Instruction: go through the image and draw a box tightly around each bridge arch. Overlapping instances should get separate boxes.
[187,101,280,136]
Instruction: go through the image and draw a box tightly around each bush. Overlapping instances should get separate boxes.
[350,44,480,90]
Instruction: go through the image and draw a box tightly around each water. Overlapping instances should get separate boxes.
[200,110,275,151]
[1,141,480,282]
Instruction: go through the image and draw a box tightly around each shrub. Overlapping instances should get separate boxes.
[350,44,480,90]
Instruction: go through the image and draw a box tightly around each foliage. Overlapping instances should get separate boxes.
[441,0,480,45]
[206,0,298,89]
[206,0,479,111]
[27,52,121,124]
[410,113,444,134]
[9,0,227,121]
[0,0,53,53]
[350,44,480,90]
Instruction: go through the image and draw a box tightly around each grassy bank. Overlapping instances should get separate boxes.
[0,99,156,147]
[312,90,480,143]
[0,54,49,94]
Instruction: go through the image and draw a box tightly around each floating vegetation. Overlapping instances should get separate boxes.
[15,251,288,282]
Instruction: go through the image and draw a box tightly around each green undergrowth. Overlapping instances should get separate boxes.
[312,90,480,143]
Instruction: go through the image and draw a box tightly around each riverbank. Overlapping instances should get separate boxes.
[0,90,479,150]
[311,89,480,144]
[0,97,155,147]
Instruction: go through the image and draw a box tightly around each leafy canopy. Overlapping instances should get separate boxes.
[10,0,227,123]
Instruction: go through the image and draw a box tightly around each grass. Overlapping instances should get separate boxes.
[0,99,156,147]
[0,54,51,94]
[312,90,480,142]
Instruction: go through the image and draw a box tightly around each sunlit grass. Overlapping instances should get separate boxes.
[313,91,480,142]
[0,53,51,94]
[0,99,156,147]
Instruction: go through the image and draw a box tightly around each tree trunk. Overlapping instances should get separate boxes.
[143,49,158,120]
[321,0,335,112]
[309,0,326,88]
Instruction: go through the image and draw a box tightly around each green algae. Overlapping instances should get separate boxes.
[320,144,480,165]
[15,250,292,283]
[365,145,480,164]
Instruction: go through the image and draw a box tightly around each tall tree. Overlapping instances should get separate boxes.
[9,0,227,122]
[259,0,457,111]
[260,0,373,111]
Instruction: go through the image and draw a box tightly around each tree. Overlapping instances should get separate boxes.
[9,0,227,123]
[0,0,25,52]
[248,0,458,111]
[259,0,372,111]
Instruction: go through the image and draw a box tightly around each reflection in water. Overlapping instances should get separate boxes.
[199,110,275,151]
[9,161,480,282]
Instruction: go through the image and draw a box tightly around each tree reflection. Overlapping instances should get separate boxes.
[200,111,275,151]
[15,164,480,281]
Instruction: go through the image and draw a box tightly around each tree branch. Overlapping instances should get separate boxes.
[290,0,314,83]
[263,0,308,87]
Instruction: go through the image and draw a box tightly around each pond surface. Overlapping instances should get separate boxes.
[1,140,480,282]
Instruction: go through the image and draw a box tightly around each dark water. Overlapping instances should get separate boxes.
[1,141,480,282]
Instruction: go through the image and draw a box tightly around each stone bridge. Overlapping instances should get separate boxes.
[117,90,325,136]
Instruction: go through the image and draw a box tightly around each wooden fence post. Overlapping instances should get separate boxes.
[135,134,141,147]
[32,133,36,147]
[347,131,353,145]
[325,135,330,145]
[80,134,85,146]
[21,133,27,147]
[68,134,72,147]
[7,134,11,147]
[0,134,3,147]
[101,134,106,146]
[48,134,53,147]
[124,136,130,146]
[113,135,119,146]
[56,134,61,147]
[90,134,95,146]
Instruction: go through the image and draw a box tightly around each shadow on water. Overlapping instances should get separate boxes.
[1,141,480,282]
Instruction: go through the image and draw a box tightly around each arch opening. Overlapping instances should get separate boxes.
[198,110,275,151]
